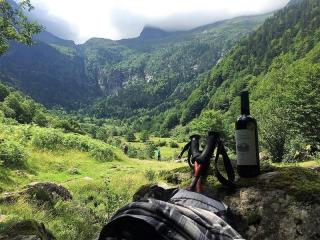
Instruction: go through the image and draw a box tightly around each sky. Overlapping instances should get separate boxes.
[28,0,290,43]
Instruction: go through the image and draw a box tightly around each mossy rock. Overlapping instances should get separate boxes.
[159,166,191,184]
[236,167,320,203]
[0,220,55,240]
[0,182,72,205]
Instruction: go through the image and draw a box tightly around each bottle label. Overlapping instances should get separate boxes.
[235,129,257,165]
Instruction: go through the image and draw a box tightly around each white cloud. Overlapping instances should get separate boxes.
[29,0,290,43]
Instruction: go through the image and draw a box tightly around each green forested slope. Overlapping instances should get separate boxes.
[179,0,320,162]
[0,8,268,110]
[88,14,270,118]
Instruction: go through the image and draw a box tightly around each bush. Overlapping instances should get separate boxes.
[53,119,84,134]
[32,128,115,161]
[32,129,64,151]
[33,111,48,127]
[145,142,157,159]
[105,137,122,147]
[127,147,138,158]
[0,140,27,168]
[96,127,109,142]
[62,134,91,152]
[125,132,136,142]
[169,141,179,148]
[144,169,156,181]
[140,131,149,142]
[89,143,115,162]
[156,141,167,147]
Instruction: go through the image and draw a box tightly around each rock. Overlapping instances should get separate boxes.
[82,177,93,181]
[0,182,72,204]
[259,152,269,161]
[258,171,281,181]
[153,165,320,240]
[310,166,320,172]
[25,182,72,203]
[133,184,177,202]
[68,168,80,175]
[0,220,55,240]
[205,168,320,240]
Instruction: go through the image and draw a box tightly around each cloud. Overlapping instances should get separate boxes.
[28,0,290,43]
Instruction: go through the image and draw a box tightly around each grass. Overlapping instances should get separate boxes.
[1,122,319,239]
[125,136,184,161]
[0,146,184,239]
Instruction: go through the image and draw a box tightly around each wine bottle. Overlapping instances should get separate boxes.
[235,91,260,178]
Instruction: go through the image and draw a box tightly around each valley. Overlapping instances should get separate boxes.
[0,0,320,239]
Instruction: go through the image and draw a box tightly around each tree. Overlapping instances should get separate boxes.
[125,132,136,142]
[0,83,9,101]
[0,0,42,55]
[140,131,149,142]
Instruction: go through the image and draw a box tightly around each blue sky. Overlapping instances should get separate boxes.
[28,0,290,43]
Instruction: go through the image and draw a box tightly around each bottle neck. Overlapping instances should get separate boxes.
[240,92,250,115]
[241,107,250,115]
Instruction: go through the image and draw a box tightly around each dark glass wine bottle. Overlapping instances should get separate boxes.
[235,91,260,178]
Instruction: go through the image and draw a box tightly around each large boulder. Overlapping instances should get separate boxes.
[139,165,320,240]
[213,168,320,240]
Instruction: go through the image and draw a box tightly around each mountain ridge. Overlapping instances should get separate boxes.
[0,13,270,109]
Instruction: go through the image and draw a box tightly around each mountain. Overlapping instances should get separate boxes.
[139,26,171,40]
[0,39,101,108]
[0,11,269,110]
[175,0,320,162]
[87,14,271,118]
[288,0,304,6]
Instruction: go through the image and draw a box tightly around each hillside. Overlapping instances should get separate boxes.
[0,80,184,238]
[0,0,320,239]
[87,14,270,118]
[0,11,269,110]
[177,0,320,162]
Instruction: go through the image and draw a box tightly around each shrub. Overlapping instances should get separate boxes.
[145,142,157,159]
[125,132,136,142]
[31,128,115,161]
[127,147,138,158]
[53,119,84,134]
[62,134,91,152]
[96,127,109,142]
[32,129,64,151]
[156,141,167,147]
[144,169,156,181]
[169,141,179,148]
[105,137,122,147]
[33,111,48,127]
[89,143,115,162]
[0,140,27,168]
[140,131,149,142]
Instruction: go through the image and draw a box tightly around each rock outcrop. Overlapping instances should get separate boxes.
[139,165,320,240]
[0,220,55,240]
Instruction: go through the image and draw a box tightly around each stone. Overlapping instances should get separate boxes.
[68,168,80,175]
[25,182,72,203]
[0,220,55,240]
[0,182,72,204]
[133,184,177,202]
[83,177,93,181]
